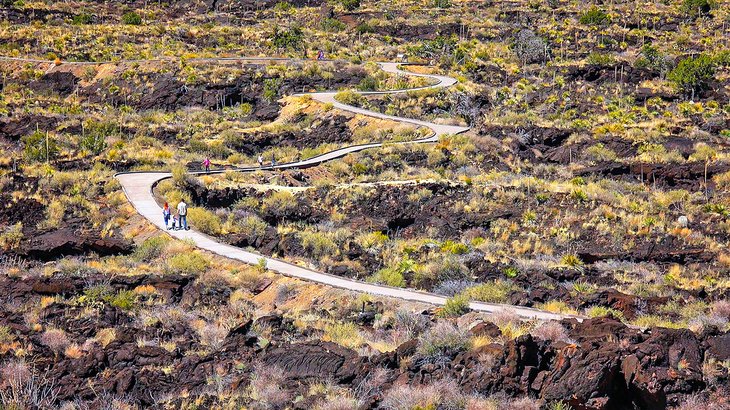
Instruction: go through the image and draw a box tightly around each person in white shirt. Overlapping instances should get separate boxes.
[177,200,188,230]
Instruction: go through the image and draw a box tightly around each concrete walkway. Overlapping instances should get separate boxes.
[97,59,577,321]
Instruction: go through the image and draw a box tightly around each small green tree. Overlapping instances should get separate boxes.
[263,77,283,102]
[23,130,58,163]
[121,12,142,25]
[680,0,716,18]
[667,54,716,98]
[271,26,304,53]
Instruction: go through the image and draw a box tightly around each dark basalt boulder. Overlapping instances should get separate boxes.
[29,71,80,96]
[20,228,133,260]
[262,341,362,382]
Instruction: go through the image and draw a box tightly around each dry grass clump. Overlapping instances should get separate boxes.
[248,363,291,407]
[40,328,70,355]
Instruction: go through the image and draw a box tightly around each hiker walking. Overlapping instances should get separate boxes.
[317,50,325,60]
[271,155,277,167]
[257,154,264,167]
[177,199,188,230]
[163,202,171,229]
[202,157,211,173]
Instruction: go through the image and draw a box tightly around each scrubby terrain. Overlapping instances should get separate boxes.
[1,0,730,408]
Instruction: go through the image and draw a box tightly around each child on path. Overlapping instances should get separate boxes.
[203,157,211,173]
[163,202,171,229]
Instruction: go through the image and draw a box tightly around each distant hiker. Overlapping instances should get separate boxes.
[317,50,325,60]
[203,157,211,173]
[177,199,188,230]
[163,202,171,229]
[271,155,277,167]
[258,154,264,167]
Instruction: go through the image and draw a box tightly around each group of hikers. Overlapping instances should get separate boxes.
[162,200,188,231]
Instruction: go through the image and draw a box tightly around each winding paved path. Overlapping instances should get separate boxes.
[2,55,581,321]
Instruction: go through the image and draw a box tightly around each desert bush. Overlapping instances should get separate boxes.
[537,300,577,314]
[437,294,470,318]
[0,360,58,409]
[368,266,406,287]
[133,235,167,262]
[586,306,624,320]
[23,130,58,163]
[341,0,360,11]
[187,208,222,235]
[531,321,571,342]
[680,0,716,18]
[324,322,363,348]
[300,230,338,259]
[393,309,430,338]
[668,54,716,96]
[249,364,291,407]
[513,29,549,64]
[433,279,475,296]
[121,11,142,25]
[334,89,364,105]
[0,223,23,251]
[271,25,304,52]
[262,191,298,218]
[416,322,470,361]
[586,52,616,66]
[462,280,514,303]
[236,214,268,238]
[196,322,229,351]
[579,6,610,25]
[440,240,469,254]
[40,328,70,355]
[166,253,210,275]
[109,290,137,311]
[381,379,464,410]
[634,45,672,76]
[263,77,283,102]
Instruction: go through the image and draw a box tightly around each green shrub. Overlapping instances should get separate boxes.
[271,25,304,51]
[133,235,167,262]
[586,52,616,66]
[263,77,283,103]
[368,266,406,287]
[417,322,469,359]
[668,54,716,96]
[579,6,610,25]
[334,89,364,105]
[680,0,716,17]
[440,240,469,255]
[0,325,15,344]
[23,130,58,163]
[0,223,23,250]
[72,13,93,25]
[324,322,363,348]
[462,280,514,303]
[560,253,584,268]
[586,306,625,320]
[357,76,379,91]
[110,290,137,311]
[167,253,210,275]
[121,12,142,25]
[504,266,520,278]
[437,294,470,317]
[300,230,338,259]
[341,0,360,10]
[262,191,298,218]
[322,18,345,32]
[187,208,222,235]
